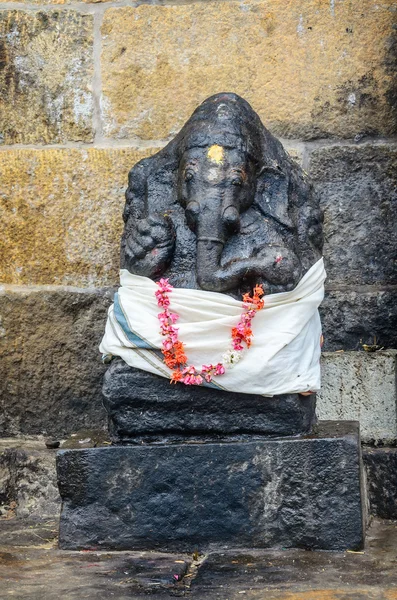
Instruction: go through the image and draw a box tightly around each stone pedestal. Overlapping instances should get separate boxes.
[57,422,365,552]
[102,358,317,443]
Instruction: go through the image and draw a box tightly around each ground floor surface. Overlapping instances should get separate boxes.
[0,518,397,599]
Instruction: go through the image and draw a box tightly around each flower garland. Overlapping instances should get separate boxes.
[155,279,265,386]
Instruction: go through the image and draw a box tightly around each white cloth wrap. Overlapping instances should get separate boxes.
[99,258,326,396]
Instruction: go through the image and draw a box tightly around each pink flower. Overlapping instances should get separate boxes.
[214,363,225,376]
[156,278,173,293]
[182,365,196,376]
[155,294,170,308]
[232,339,244,351]
[162,339,173,351]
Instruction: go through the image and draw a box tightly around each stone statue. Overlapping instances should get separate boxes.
[58,96,364,554]
[101,93,324,443]
[121,92,323,297]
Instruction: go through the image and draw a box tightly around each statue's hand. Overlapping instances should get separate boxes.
[121,214,175,278]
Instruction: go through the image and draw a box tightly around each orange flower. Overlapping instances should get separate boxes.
[174,341,187,365]
[170,370,183,384]
[164,355,177,369]
[231,327,242,340]
[242,292,253,304]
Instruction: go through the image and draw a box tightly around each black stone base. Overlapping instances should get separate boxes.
[102,358,317,443]
[57,421,365,552]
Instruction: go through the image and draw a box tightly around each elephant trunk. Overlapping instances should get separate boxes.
[196,203,252,292]
[193,194,301,293]
[195,202,228,291]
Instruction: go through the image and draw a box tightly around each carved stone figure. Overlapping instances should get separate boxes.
[58,97,365,555]
[121,92,323,296]
[101,93,324,443]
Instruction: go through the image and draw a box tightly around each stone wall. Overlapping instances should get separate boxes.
[0,0,396,438]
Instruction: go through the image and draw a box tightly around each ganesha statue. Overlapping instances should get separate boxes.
[100,93,325,443]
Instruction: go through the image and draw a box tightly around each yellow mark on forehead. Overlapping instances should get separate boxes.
[207,145,224,164]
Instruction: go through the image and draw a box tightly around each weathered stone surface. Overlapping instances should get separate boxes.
[318,351,397,444]
[0,287,111,437]
[189,521,397,599]
[320,289,397,351]
[103,359,317,443]
[309,144,397,286]
[282,140,304,167]
[0,147,157,286]
[0,520,191,599]
[363,447,397,520]
[1,519,397,600]
[0,441,60,519]
[57,422,364,552]
[0,11,93,144]
[101,2,397,141]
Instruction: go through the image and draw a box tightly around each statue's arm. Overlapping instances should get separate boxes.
[120,160,176,278]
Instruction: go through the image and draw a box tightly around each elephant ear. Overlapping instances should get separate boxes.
[254,164,294,231]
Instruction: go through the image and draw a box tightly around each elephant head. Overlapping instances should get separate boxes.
[121,93,323,295]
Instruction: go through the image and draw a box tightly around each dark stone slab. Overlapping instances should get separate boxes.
[320,289,397,351]
[102,358,317,443]
[363,446,397,520]
[309,144,397,287]
[57,421,364,552]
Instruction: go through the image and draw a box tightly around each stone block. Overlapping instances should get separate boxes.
[363,447,397,520]
[317,351,397,444]
[0,287,111,437]
[101,2,397,141]
[0,441,60,519]
[320,289,397,351]
[103,359,317,443]
[0,147,157,286]
[0,11,93,144]
[309,144,397,287]
[57,422,365,552]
